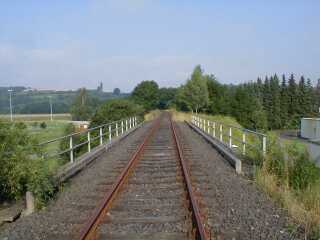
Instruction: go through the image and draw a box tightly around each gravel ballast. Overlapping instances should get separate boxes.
[176,122,304,239]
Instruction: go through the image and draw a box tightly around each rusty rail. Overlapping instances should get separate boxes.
[77,114,209,240]
[77,118,161,240]
[170,117,210,240]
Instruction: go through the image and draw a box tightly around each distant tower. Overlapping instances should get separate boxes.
[97,82,103,92]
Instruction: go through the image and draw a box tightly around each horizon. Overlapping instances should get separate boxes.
[1,1,320,91]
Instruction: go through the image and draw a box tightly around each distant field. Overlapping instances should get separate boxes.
[0,113,71,121]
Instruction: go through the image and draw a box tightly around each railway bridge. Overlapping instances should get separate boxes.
[0,113,302,239]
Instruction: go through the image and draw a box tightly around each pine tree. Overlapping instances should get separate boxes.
[269,74,282,129]
[298,76,308,117]
[306,78,315,115]
[287,74,299,127]
[262,76,271,124]
[280,74,289,128]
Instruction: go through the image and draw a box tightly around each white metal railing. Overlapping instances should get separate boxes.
[39,116,139,163]
[191,115,267,157]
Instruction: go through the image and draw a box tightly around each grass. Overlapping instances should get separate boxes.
[144,110,162,121]
[0,113,71,122]
[256,168,320,238]
[25,121,71,173]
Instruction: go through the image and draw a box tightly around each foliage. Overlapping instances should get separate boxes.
[175,65,209,113]
[287,143,320,190]
[40,122,47,129]
[174,65,320,130]
[113,88,121,95]
[131,80,160,111]
[70,88,99,121]
[0,121,54,205]
[90,99,144,127]
[158,87,177,109]
[59,123,84,161]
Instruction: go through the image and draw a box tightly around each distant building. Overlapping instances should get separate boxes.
[97,82,103,92]
[301,118,320,140]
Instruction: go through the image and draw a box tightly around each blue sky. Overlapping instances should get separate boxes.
[0,0,319,92]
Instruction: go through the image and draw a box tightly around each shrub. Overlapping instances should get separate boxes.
[40,122,47,129]
[0,121,54,205]
[264,133,287,182]
[90,99,144,127]
[287,143,320,190]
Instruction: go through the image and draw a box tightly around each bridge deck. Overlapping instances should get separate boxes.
[0,120,303,240]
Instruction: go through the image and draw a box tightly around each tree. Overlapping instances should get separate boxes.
[206,75,231,115]
[280,75,289,128]
[90,99,144,127]
[230,85,267,130]
[131,81,159,111]
[176,65,209,113]
[298,76,309,116]
[113,88,121,95]
[269,74,281,129]
[70,88,99,121]
[158,87,177,109]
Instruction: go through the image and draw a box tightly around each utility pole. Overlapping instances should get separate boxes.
[8,89,13,122]
[49,96,53,121]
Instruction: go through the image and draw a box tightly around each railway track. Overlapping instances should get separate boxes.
[77,113,209,240]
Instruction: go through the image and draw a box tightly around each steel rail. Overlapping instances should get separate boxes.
[170,117,210,240]
[77,117,161,240]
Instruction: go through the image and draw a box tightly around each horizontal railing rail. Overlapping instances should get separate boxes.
[39,116,140,163]
[191,115,267,157]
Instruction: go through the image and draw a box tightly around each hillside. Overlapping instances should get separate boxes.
[0,86,129,114]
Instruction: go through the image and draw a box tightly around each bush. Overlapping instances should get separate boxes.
[287,143,320,190]
[264,133,287,182]
[40,122,47,129]
[59,123,85,161]
[0,121,54,205]
[90,99,144,127]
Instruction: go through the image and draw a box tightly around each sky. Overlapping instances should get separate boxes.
[0,0,319,92]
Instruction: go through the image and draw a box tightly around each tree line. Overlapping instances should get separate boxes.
[70,65,320,130]
[174,66,320,130]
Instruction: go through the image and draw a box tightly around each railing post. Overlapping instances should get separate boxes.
[207,120,210,134]
[121,121,124,134]
[126,119,128,131]
[242,131,246,155]
[213,122,216,138]
[116,123,119,137]
[229,127,232,148]
[203,119,206,132]
[109,125,112,143]
[262,135,267,156]
[220,124,223,142]
[69,136,74,163]
[130,117,132,129]
[99,127,103,145]
[87,131,91,152]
